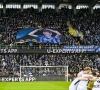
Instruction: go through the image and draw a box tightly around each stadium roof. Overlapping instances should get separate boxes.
[0,0,99,7]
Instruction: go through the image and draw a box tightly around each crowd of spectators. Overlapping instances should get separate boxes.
[70,8,100,45]
[0,7,100,46]
[0,54,100,76]
[21,67,65,77]
[0,7,100,80]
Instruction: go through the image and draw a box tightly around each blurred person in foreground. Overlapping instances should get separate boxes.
[69,67,91,90]
[77,69,99,90]
[88,69,100,90]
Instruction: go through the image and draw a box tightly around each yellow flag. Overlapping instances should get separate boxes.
[0,34,2,37]
[67,21,83,39]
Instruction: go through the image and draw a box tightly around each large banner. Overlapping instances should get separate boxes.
[16,28,64,44]
[62,45,100,53]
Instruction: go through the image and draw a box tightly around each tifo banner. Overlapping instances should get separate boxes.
[67,21,84,39]
[16,28,64,43]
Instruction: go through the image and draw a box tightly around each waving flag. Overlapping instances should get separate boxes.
[67,21,83,39]
[0,34,2,37]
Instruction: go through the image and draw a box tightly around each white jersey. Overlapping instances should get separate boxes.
[77,74,89,90]
[69,71,84,90]
[92,77,100,90]
[69,78,80,90]
[78,71,84,76]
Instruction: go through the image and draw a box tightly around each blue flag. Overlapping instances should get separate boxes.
[16,28,35,39]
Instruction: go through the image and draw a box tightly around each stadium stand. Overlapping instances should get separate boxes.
[0,54,100,76]
[0,0,100,80]
[0,7,99,47]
